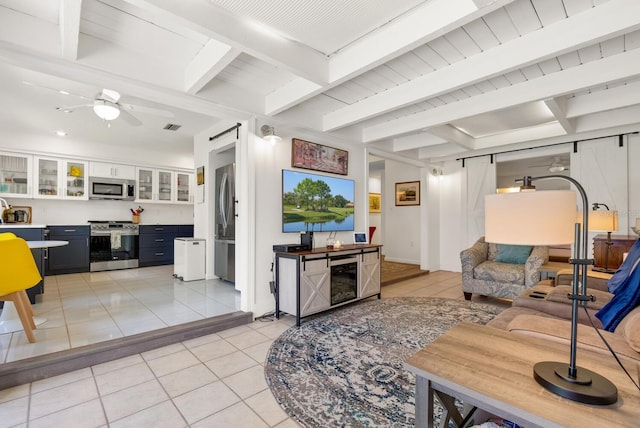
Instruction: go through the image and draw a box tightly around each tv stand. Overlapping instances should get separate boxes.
[274,244,382,326]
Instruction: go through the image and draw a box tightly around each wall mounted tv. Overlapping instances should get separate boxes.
[282,169,355,233]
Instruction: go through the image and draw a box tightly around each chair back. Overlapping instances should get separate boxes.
[0,233,42,295]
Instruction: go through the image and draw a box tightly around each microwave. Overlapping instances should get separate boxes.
[89,177,136,200]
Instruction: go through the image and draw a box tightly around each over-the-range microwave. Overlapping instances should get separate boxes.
[89,177,136,200]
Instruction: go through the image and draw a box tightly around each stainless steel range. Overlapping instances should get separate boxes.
[89,221,139,272]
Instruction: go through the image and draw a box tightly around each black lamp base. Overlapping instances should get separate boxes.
[533,361,617,405]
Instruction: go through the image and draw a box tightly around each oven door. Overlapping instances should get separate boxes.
[90,230,139,271]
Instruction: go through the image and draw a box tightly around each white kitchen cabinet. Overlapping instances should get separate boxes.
[90,162,136,180]
[0,152,33,198]
[175,172,194,204]
[34,157,88,200]
[136,167,174,203]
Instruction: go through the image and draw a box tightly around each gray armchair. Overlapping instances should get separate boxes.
[461,236,548,300]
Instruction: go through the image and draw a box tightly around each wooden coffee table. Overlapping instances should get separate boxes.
[404,322,639,428]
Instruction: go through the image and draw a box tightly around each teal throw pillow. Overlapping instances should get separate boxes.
[495,244,533,264]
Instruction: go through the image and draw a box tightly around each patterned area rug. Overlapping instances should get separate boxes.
[265,297,504,427]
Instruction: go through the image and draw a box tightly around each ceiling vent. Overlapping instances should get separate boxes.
[163,123,182,131]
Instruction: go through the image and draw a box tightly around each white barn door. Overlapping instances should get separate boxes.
[462,157,496,247]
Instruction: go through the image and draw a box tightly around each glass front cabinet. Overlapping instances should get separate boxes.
[34,157,88,200]
[0,152,33,197]
[175,172,193,204]
[137,168,174,203]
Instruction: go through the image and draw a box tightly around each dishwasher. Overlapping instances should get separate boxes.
[174,238,205,281]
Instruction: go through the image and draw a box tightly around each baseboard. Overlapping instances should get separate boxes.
[0,311,253,390]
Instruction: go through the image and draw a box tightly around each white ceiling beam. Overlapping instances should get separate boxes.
[59,0,82,61]
[265,77,322,115]
[565,80,640,118]
[392,132,447,152]
[325,0,640,131]
[426,125,476,150]
[474,122,568,150]
[185,39,240,95]
[418,143,468,160]
[573,104,640,134]
[265,0,514,116]
[363,47,640,142]
[121,0,328,84]
[544,98,575,134]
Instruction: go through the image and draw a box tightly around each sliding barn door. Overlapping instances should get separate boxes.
[462,157,496,247]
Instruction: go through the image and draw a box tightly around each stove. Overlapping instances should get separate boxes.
[88,220,139,271]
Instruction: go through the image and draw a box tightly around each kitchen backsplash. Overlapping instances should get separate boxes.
[3,198,194,225]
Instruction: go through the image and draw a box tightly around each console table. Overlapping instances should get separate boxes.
[405,322,639,428]
[274,244,382,326]
[593,234,637,271]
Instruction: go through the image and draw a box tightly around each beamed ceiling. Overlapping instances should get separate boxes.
[0,0,639,165]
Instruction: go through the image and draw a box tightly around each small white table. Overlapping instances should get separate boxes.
[0,240,68,335]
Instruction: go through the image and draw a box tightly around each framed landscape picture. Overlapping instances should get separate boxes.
[369,193,381,213]
[291,138,348,175]
[395,181,420,206]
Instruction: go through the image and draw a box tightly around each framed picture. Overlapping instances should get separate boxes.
[291,138,348,175]
[369,193,381,213]
[395,181,420,206]
[196,166,204,186]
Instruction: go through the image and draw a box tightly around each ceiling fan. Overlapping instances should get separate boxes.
[528,156,570,172]
[55,88,174,126]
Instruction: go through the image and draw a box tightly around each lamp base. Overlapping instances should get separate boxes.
[533,361,617,405]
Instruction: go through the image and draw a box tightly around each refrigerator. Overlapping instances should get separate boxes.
[214,163,235,282]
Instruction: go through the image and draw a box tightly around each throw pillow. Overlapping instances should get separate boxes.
[495,244,532,264]
[596,261,640,331]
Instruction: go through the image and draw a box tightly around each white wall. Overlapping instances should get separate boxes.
[382,159,421,264]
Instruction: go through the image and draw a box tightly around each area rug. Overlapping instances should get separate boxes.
[265,297,504,427]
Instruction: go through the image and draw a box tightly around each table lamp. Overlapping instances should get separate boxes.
[485,175,617,405]
[587,203,619,273]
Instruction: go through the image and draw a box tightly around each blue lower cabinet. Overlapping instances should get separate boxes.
[45,226,90,275]
[139,225,194,267]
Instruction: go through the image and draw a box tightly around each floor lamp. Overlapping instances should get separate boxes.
[485,175,617,405]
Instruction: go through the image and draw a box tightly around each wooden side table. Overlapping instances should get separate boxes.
[538,261,572,285]
[593,234,636,272]
[404,322,639,428]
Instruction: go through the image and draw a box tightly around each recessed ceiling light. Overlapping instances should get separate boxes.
[56,130,67,137]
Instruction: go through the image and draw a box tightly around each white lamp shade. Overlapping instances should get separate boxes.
[579,210,618,232]
[485,190,577,245]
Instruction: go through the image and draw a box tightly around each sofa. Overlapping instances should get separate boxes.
[460,236,548,301]
[488,268,640,362]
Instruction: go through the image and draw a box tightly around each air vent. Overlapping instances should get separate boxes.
[163,123,182,131]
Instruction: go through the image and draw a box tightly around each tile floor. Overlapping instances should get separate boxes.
[0,266,240,363]
[0,269,507,427]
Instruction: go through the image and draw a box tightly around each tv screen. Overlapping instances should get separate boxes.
[282,169,355,233]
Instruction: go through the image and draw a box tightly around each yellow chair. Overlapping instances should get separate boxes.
[0,232,42,342]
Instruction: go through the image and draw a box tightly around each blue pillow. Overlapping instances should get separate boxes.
[495,244,533,264]
[596,262,640,331]
[607,238,640,294]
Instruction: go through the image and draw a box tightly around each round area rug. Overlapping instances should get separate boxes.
[265,297,504,427]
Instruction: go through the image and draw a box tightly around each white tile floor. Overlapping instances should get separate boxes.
[0,266,240,363]
[0,269,504,427]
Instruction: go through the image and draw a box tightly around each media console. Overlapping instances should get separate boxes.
[274,244,382,326]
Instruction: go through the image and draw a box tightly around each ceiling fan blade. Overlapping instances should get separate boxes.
[100,88,121,103]
[56,103,92,112]
[25,82,93,101]
[119,109,142,126]
[120,103,174,118]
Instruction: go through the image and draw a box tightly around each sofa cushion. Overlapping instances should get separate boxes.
[507,314,640,362]
[615,305,640,353]
[495,244,532,264]
[473,261,525,285]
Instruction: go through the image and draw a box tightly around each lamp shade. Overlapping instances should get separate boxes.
[93,100,120,120]
[485,190,577,245]
[580,210,618,232]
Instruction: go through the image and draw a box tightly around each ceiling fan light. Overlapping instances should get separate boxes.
[93,100,120,121]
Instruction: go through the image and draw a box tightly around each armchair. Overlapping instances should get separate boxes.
[461,236,548,300]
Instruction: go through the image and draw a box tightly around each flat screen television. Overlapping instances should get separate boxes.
[282,169,355,233]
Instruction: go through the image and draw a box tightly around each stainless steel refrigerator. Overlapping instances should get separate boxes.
[214,163,235,282]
